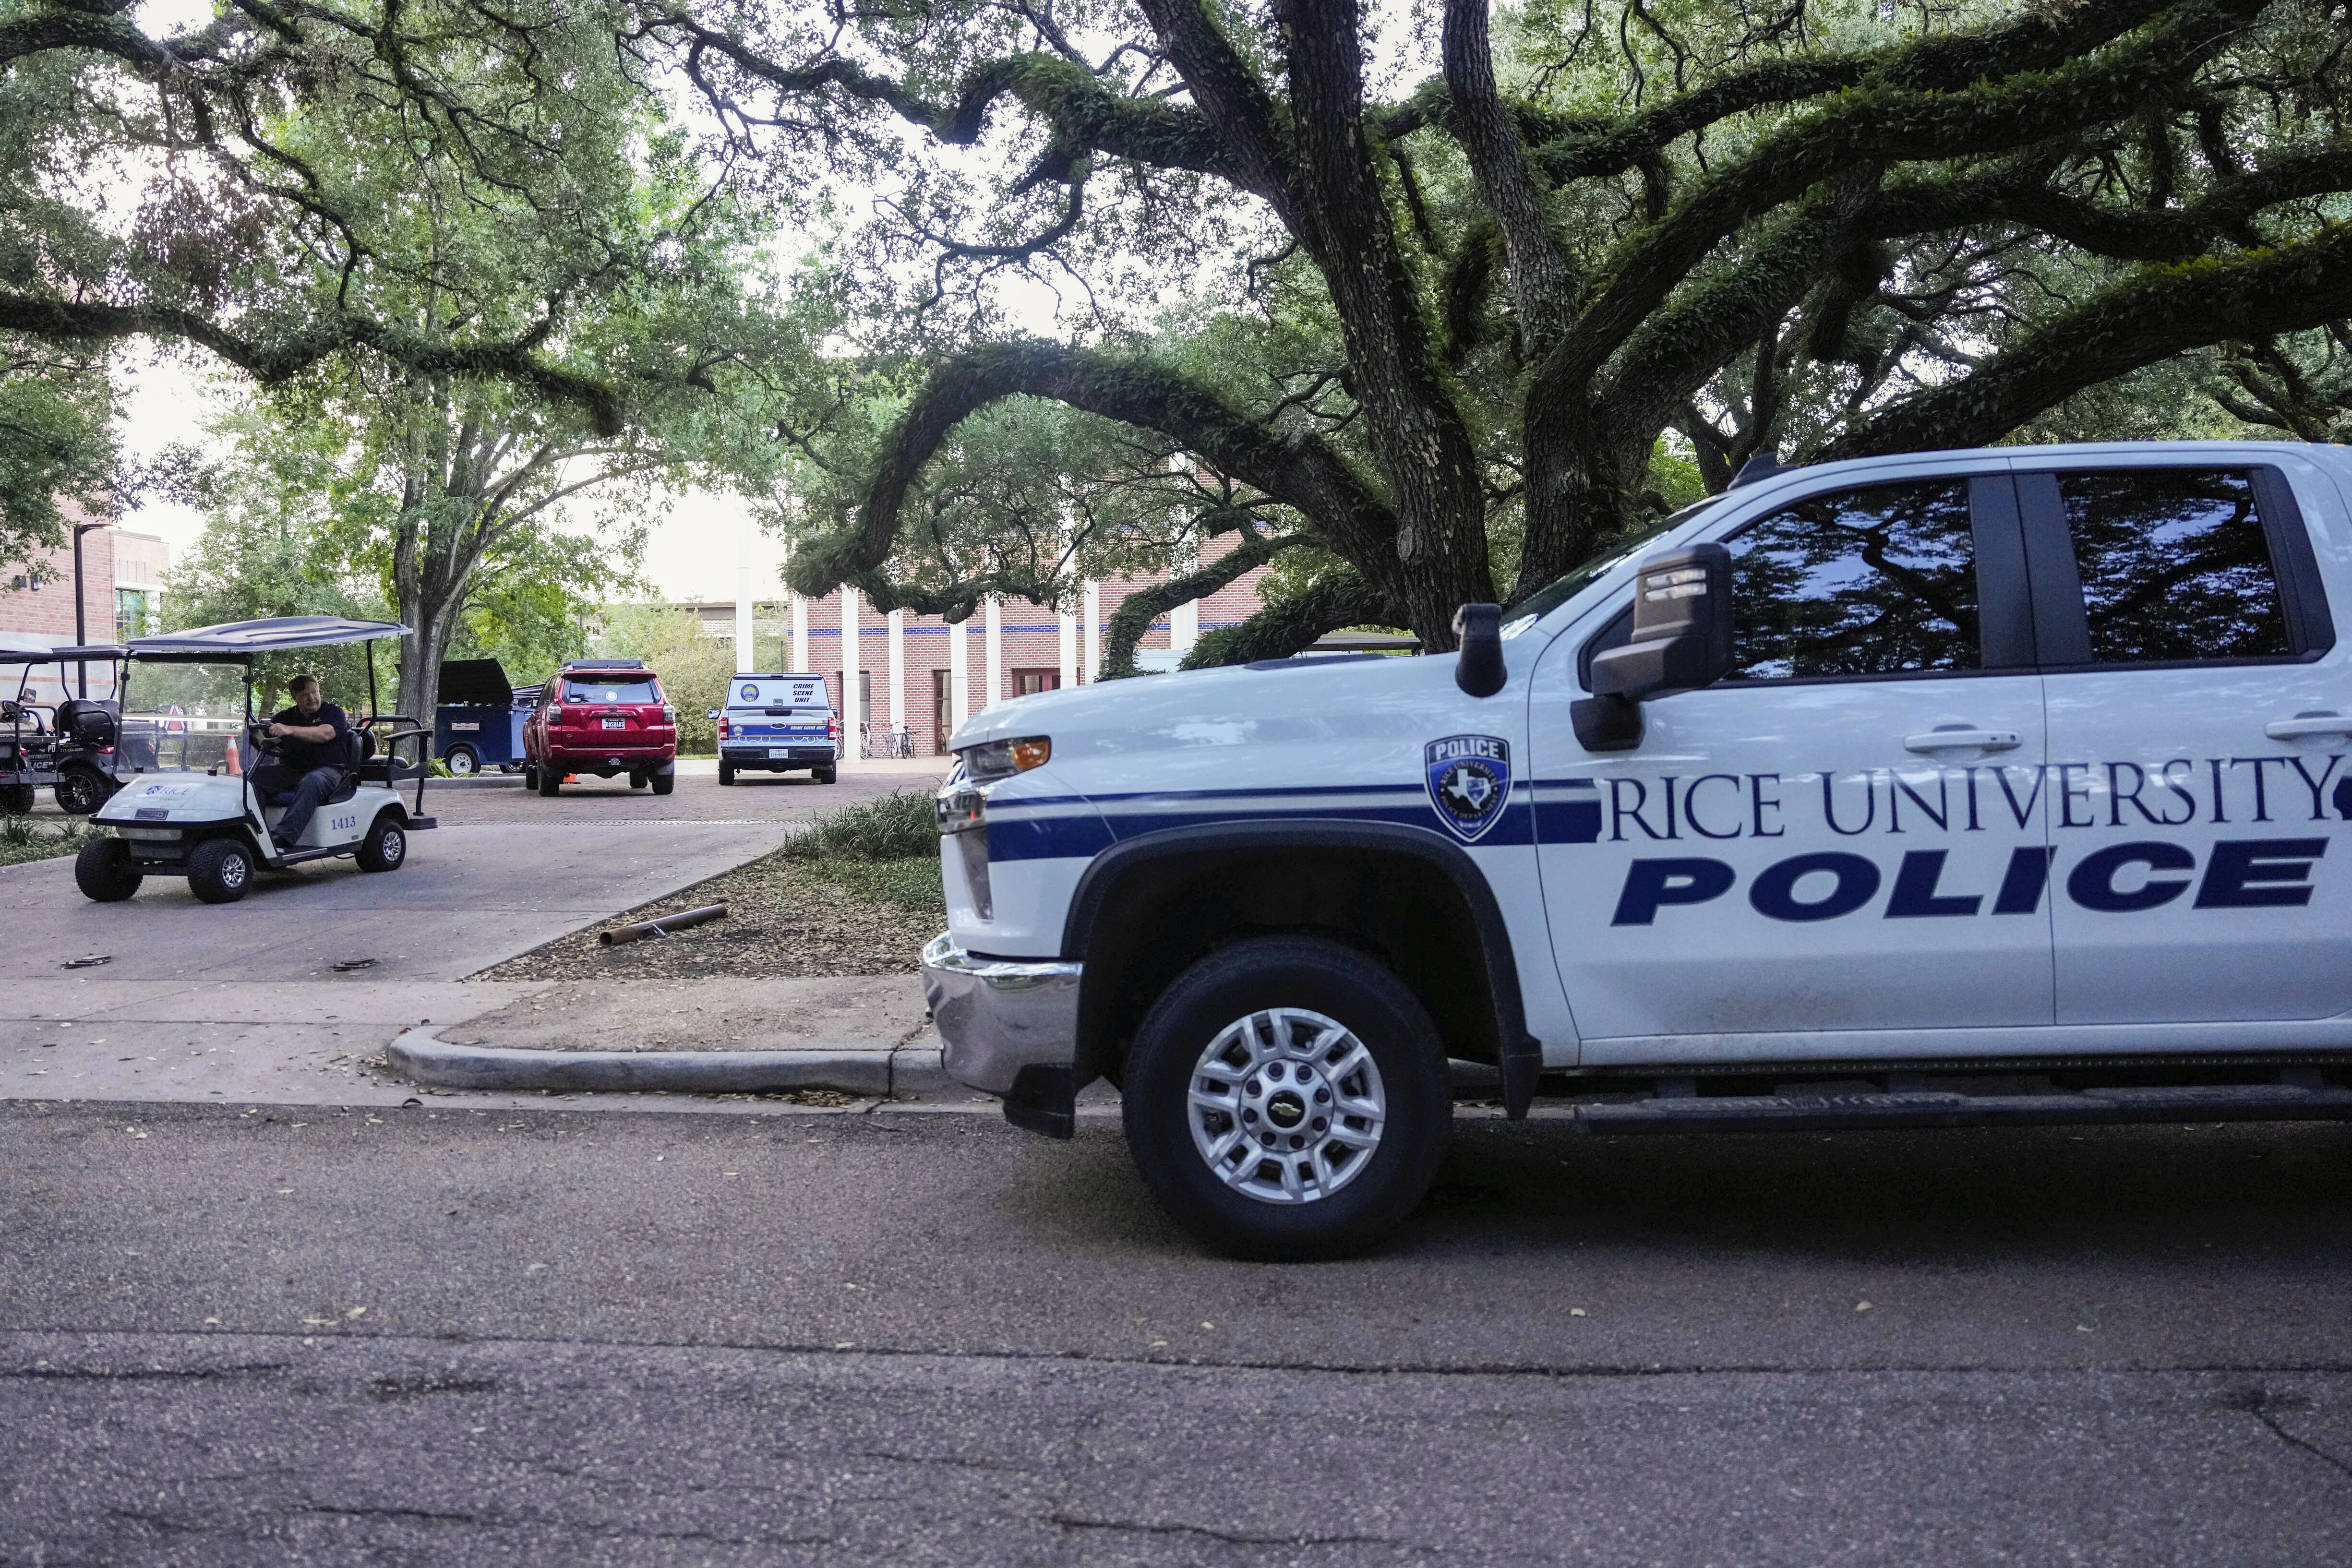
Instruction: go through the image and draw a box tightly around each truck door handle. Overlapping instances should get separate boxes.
[2265,711,2352,742]
[1904,727,2020,754]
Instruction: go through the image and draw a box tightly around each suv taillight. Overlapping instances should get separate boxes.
[719,717,730,741]
[828,714,840,742]
[661,704,676,723]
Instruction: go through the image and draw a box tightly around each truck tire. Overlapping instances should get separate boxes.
[444,745,479,778]
[54,766,111,815]
[355,813,407,873]
[1121,935,1451,1262]
[648,767,675,796]
[813,765,837,784]
[536,766,562,797]
[0,782,35,814]
[187,838,255,904]
[718,762,735,786]
[74,838,142,902]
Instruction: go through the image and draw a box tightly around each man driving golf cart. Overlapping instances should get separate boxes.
[251,673,351,851]
[78,616,435,905]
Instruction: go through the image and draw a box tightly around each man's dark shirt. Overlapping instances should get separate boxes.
[270,703,351,771]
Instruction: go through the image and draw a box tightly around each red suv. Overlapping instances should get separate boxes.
[524,659,677,795]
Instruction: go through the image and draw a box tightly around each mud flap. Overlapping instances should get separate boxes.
[1501,1033,1542,1121]
[1003,1063,1076,1140]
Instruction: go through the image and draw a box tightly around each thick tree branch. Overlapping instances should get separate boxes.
[0,296,623,435]
[793,338,1399,607]
[1178,562,1397,668]
[1097,525,1310,678]
[1441,0,1575,358]
[1823,223,2352,460]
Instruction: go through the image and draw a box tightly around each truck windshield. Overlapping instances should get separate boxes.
[564,679,660,704]
[1502,497,1722,627]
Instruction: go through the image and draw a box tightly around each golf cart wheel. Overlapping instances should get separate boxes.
[536,766,562,796]
[186,838,255,904]
[813,765,837,785]
[444,745,479,778]
[54,766,111,815]
[0,782,35,814]
[1120,936,1451,1262]
[629,771,648,789]
[356,812,407,873]
[73,838,142,902]
[718,762,735,786]
[649,768,675,796]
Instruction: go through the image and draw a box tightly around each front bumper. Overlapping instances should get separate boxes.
[919,933,1081,1095]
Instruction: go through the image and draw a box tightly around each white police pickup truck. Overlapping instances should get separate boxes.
[715,673,838,785]
[922,442,2352,1258]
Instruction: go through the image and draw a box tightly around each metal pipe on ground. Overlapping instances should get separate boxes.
[600,903,728,946]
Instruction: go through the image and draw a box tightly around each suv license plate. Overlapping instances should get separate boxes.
[601,718,626,730]
[767,747,791,759]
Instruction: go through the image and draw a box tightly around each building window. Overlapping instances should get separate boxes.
[115,587,151,642]
[857,669,872,725]
[1013,668,1059,696]
[932,669,953,754]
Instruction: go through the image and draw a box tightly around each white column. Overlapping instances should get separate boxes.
[791,593,808,671]
[983,596,1003,711]
[948,615,970,736]
[887,609,905,738]
[733,567,755,674]
[1058,601,1077,691]
[840,587,862,762]
[1083,580,1101,682]
[1172,596,1199,655]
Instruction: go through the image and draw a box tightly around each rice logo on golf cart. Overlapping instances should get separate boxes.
[1425,735,1511,843]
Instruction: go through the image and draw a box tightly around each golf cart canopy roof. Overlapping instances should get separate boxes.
[126,617,412,660]
[0,644,125,665]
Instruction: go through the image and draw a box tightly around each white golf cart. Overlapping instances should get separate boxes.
[75,617,437,904]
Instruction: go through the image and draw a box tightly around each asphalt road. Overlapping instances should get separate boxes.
[5,1101,2349,1564]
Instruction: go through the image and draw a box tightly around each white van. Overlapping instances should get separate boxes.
[715,673,838,785]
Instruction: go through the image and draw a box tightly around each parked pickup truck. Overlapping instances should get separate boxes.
[922,441,2352,1259]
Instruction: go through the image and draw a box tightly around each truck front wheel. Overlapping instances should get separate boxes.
[1120,935,1451,1262]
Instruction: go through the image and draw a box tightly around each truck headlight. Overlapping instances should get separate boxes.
[958,736,1050,783]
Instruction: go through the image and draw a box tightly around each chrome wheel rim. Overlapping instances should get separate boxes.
[220,852,248,889]
[1186,1007,1386,1206]
[380,828,404,864]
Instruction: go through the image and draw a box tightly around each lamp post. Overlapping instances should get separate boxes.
[70,522,109,697]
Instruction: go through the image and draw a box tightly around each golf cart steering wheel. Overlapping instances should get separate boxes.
[245,722,285,759]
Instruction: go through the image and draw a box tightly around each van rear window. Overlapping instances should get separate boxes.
[564,679,660,704]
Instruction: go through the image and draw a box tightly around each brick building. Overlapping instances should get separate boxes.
[684,533,1283,757]
[0,512,167,705]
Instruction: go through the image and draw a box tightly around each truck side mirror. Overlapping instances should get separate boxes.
[1453,602,1505,698]
[1572,543,1734,752]
[706,709,720,721]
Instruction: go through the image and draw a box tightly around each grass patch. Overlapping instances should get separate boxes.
[803,854,945,913]
[0,816,108,869]
[780,789,936,862]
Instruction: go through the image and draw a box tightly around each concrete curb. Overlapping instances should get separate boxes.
[386,1030,962,1100]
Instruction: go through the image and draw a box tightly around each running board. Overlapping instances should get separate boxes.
[1566,1081,2352,1136]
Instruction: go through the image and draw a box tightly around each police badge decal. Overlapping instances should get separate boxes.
[1425,735,1511,843]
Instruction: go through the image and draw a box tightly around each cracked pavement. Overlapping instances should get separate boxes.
[4,1101,2351,1564]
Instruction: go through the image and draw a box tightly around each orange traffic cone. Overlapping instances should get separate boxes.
[224,735,240,775]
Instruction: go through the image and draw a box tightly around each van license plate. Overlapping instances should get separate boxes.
[601,718,626,730]
[767,747,791,759]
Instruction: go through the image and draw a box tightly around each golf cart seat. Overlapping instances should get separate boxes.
[53,699,116,747]
[355,718,425,784]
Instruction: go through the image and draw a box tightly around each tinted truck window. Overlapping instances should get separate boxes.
[2059,470,2291,663]
[1725,479,1980,681]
